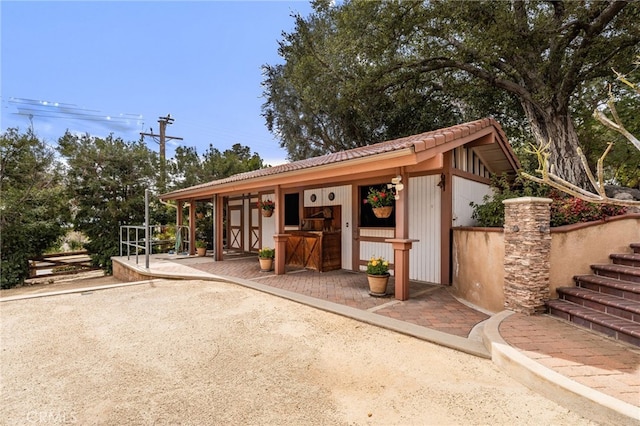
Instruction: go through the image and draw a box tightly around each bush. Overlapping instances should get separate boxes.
[471,175,627,227]
[470,175,548,227]
[548,190,627,227]
[258,247,275,259]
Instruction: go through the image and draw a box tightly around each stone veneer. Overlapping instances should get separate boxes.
[502,197,552,314]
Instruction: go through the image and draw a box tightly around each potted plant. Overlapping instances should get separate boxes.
[258,247,275,271]
[366,255,390,296]
[257,199,275,217]
[195,240,207,256]
[364,186,394,218]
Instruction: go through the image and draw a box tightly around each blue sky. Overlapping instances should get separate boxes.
[1,0,314,165]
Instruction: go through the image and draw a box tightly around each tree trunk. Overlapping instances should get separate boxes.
[521,101,591,190]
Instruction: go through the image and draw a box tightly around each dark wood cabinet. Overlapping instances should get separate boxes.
[285,231,341,272]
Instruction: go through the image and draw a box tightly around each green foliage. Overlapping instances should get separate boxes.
[576,67,640,188]
[366,256,389,276]
[471,175,628,227]
[67,239,84,251]
[57,132,158,274]
[258,247,275,259]
[548,191,627,227]
[263,0,639,186]
[195,240,207,249]
[0,128,69,288]
[257,199,275,211]
[470,175,549,227]
[364,186,394,208]
[168,143,265,191]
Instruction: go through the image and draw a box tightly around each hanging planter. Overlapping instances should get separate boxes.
[364,186,395,219]
[257,199,275,218]
[372,206,393,219]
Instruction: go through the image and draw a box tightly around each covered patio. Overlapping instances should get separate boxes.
[160,118,521,302]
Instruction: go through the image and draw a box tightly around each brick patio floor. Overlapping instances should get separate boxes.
[188,255,489,339]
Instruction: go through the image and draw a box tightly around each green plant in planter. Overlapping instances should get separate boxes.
[258,247,275,259]
[366,256,389,275]
[195,240,207,249]
[257,199,275,212]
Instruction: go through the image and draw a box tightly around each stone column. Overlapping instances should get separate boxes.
[502,197,552,315]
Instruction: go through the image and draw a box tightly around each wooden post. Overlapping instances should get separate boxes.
[387,169,417,301]
[387,239,417,301]
[215,195,224,261]
[188,199,196,255]
[274,234,289,275]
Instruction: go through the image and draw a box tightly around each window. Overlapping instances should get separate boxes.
[284,193,300,226]
[359,185,395,228]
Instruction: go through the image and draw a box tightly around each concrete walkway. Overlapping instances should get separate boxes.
[7,253,639,424]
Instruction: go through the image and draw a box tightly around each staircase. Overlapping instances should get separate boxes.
[546,243,640,347]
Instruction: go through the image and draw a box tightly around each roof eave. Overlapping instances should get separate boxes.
[161,147,415,201]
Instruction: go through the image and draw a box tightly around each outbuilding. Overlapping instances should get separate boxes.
[160,118,520,300]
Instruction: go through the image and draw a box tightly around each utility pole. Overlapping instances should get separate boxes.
[140,114,183,193]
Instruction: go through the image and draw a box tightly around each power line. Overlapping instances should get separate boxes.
[140,114,183,193]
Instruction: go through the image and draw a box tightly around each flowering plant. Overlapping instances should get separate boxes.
[258,247,275,259]
[366,256,389,275]
[257,199,275,211]
[363,186,394,208]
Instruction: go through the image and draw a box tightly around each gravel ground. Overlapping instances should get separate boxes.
[0,279,593,425]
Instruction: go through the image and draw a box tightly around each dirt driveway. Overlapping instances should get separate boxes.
[1,279,592,425]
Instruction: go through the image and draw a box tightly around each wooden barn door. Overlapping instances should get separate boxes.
[249,200,260,253]
[227,204,244,252]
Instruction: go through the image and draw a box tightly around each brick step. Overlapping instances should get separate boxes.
[610,253,640,268]
[631,243,640,254]
[574,274,640,301]
[547,299,640,347]
[591,263,640,284]
[557,286,640,322]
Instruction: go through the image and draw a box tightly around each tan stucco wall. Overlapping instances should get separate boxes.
[451,228,505,313]
[549,215,640,297]
[113,258,155,282]
[451,215,640,312]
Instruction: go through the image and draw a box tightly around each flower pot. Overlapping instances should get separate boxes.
[261,209,273,217]
[372,206,393,219]
[367,273,389,296]
[196,247,207,257]
[259,257,273,272]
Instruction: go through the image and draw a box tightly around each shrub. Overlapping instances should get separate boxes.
[470,175,627,227]
[548,190,627,227]
[366,256,389,275]
[258,247,275,259]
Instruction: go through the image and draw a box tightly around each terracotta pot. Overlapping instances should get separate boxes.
[196,247,207,257]
[261,209,273,217]
[259,257,273,272]
[367,273,389,296]
[372,206,393,219]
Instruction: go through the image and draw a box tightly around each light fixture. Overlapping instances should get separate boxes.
[388,175,404,201]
